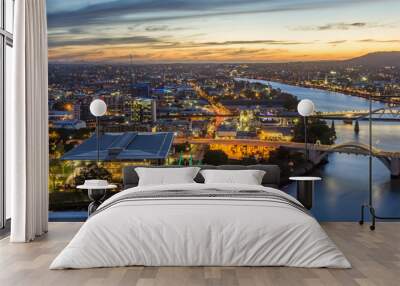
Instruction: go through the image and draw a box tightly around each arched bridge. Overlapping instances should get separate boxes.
[307,141,400,177]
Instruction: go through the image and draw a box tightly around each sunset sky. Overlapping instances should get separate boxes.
[46,0,400,63]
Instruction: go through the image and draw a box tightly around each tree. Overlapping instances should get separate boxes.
[73,164,112,186]
[49,159,63,192]
[266,147,305,177]
[174,142,191,153]
[241,88,256,99]
[52,101,69,111]
[292,118,336,145]
[202,150,229,165]
[282,93,299,111]
[240,156,258,165]
[49,159,74,192]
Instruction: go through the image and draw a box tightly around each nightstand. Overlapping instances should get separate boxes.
[289,177,321,210]
[77,180,117,216]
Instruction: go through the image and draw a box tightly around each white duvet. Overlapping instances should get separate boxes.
[50,183,351,269]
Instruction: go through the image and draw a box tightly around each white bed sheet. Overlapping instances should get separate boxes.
[50,183,350,269]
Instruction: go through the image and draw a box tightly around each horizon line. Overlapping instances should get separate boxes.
[47,50,400,65]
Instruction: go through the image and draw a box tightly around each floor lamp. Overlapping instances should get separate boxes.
[359,95,400,230]
[297,99,315,161]
[90,99,107,166]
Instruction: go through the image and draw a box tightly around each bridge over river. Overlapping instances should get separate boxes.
[159,107,400,122]
[174,138,400,177]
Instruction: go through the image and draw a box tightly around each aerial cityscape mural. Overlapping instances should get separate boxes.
[46,0,400,220]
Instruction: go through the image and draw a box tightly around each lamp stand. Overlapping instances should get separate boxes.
[96,116,100,167]
[304,116,308,161]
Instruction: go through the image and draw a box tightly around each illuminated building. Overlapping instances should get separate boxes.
[129,98,157,124]
[103,95,124,115]
[209,143,274,160]
[258,127,293,142]
[238,110,256,132]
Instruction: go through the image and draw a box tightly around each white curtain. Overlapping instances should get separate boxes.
[8,0,49,242]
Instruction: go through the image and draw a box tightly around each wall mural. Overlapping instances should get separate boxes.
[46,0,400,221]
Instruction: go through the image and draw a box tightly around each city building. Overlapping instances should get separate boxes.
[103,94,124,115]
[238,110,257,132]
[215,125,237,139]
[61,132,174,162]
[131,83,151,98]
[129,98,157,124]
[73,97,93,121]
[48,110,73,121]
[258,127,293,141]
[52,120,87,130]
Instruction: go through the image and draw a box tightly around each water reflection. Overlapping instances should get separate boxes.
[265,80,385,112]
[263,81,400,221]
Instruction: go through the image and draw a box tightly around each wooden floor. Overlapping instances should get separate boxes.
[0,222,399,286]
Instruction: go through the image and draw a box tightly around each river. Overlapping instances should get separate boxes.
[239,79,400,221]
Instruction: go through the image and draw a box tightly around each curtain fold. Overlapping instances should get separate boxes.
[9,0,49,242]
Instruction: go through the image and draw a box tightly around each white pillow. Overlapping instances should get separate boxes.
[200,169,266,185]
[135,167,201,186]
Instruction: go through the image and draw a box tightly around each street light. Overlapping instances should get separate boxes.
[297,99,315,161]
[90,99,107,165]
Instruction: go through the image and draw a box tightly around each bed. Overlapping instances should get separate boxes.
[50,165,350,269]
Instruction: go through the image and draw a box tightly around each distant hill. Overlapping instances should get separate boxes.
[345,51,400,67]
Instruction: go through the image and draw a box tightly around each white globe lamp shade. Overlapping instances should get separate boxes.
[297,99,315,117]
[90,99,107,117]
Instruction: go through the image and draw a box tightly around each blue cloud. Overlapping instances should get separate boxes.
[47,0,385,29]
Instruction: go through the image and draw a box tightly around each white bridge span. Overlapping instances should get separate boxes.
[307,142,400,177]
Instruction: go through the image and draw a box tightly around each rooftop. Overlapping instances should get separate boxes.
[61,132,174,161]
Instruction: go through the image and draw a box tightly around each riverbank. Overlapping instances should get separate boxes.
[236,78,386,112]
[238,77,394,105]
